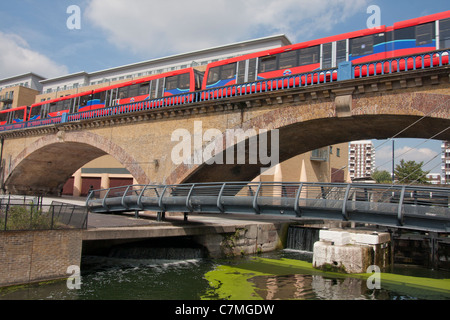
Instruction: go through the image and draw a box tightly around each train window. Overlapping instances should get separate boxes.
[207,63,236,85]
[128,84,140,98]
[237,61,246,84]
[179,73,190,90]
[118,86,129,99]
[48,102,57,114]
[279,50,298,69]
[157,79,164,97]
[139,82,150,96]
[336,40,347,64]
[248,58,257,82]
[12,110,24,122]
[92,91,105,101]
[79,97,88,108]
[150,81,157,99]
[221,63,237,79]
[394,26,415,41]
[259,55,277,73]
[439,18,450,49]
[416,23,434,46]
[165,76,178,90]
[194,71,203,90]
[351,35,373,57]
[0,112,8,123]
[299,46,320,66]
[29,105,43,118]
[207,66,221,85]
[322,43,333,69]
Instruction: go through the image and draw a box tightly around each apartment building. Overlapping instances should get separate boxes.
[442,141,450,184]
[348,140,376,180]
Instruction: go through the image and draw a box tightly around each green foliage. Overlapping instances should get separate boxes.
[0,206,55,231]
[394,159,430,184]
[372,170,392,184]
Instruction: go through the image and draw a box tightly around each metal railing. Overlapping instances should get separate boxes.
[0,196,88,231]
[0,49,448,134]
[86,181,450,233]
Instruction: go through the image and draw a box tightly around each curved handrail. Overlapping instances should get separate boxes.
[86,181,450,232]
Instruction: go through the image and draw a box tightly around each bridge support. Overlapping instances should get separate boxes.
[312,229,391,274]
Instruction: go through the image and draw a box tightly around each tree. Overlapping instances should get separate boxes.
[394,159,430,184]
[372,170,392,184]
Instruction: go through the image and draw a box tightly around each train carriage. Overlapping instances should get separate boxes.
[28,90,92,122]
[0,105,28,125]
[89,67,203,111]
[28,67,204,122]
[202,11,450,93]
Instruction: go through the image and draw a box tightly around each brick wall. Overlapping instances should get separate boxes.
[0,229,83,287]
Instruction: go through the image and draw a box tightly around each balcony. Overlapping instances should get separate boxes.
[311,148,329,162]
[0,95,13,103]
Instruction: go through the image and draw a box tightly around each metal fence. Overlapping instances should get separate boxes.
[86,182,450,232]
[0,196,88,231]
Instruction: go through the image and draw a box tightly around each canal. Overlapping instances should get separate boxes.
[1,249,449,300]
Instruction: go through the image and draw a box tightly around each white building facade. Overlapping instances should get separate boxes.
[442,141,450,184]
[348,140,376,180]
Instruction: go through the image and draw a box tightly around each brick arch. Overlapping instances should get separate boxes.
[4,130,149,195]
[167,91,450,184]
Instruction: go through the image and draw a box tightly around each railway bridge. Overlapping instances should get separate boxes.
[0,57,449,196]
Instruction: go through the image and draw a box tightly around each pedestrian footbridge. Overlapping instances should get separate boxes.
[86,182,450,233]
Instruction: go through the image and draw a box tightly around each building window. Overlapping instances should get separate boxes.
[337,148,341,157]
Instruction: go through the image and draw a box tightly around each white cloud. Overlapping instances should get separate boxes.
[0,32,68,79]
[85,0,369,57]
[376,145,439,171]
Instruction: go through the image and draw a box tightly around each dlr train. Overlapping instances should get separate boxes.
[1,10,449,127]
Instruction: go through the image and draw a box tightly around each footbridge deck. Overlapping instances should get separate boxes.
[86,182,450,233]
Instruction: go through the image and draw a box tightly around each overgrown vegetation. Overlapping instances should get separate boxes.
[0,205,57,231]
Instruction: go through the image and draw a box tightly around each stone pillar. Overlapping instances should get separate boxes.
[333,88,354,118]
[73,169,82,197]
[100,173,110,190]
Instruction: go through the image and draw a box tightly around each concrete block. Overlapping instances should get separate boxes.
[351,231,390,245]
[319,229,351,246]
[313,241,372,274]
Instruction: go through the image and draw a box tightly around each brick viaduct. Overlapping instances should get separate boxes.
[0,67,449,195]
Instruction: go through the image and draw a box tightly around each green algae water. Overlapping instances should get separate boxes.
[1,250,449,300]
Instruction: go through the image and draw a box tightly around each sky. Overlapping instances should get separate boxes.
[0,0,448,174]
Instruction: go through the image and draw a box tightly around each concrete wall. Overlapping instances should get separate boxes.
[194,222,289,258]
[0,229,83,287]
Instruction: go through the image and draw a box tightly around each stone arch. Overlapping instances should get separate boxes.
[4,130,149,195]
[167,91,450,184]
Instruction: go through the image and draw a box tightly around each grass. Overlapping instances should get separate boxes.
[0,205,57,231]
